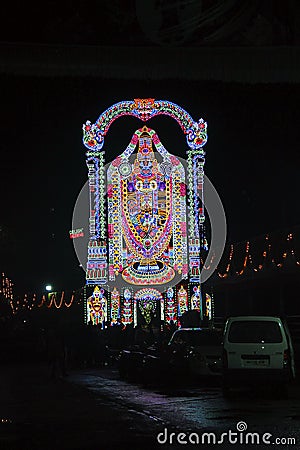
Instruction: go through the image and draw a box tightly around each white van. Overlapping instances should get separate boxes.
[222,316,295,395]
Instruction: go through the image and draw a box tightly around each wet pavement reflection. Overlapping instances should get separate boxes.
[1,363,300,449]
[69,368,300,446]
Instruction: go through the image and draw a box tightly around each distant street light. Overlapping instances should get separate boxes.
[45,285,52,292]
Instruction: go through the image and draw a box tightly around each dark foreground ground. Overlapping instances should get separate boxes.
[1,362,300,450]
[0,363,163,450]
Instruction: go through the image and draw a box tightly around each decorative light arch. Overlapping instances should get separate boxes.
[83,99,207,153]
[134,288,164,325]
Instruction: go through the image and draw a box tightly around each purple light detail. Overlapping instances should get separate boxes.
[127,181,135,192]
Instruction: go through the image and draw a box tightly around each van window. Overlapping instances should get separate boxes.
[228,321,283,343]
[171,330,222,346]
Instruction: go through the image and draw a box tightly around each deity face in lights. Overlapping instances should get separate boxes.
[90,287,105,313]
[139,157,153,177]
[91,294,102,312]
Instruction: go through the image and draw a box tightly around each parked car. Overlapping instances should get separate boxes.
[119,328,223,386]
[222,316,296,396]
[167,327,223,378]
[118,344,159,381]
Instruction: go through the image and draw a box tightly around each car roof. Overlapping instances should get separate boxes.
[226,316,281,322]
[173,327,222,333]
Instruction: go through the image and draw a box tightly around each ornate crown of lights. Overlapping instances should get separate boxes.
[82,98,207,153]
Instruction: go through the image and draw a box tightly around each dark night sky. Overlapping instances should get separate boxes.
[0,1,299,293]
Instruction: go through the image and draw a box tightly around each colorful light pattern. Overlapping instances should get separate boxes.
[205,293,212,320]
[177,285,188,317]
[110,287,120,324]
[134,288,162,325]
[86,151,107,284]
[87,286,107,325]
[122,288,133,324]
[83,98,209,326]
[83,99,207,152]
[107,126,187,286]
[0,272,13,301]
[165,287,177,323]
[191,285,201,311]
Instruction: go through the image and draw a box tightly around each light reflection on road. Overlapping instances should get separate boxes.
[69,369,300,440]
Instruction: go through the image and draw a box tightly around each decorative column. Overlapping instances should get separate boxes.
[84,127,107,285]
[186,119,207,317]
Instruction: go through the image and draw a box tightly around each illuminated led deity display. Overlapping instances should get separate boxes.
[87,286,107,325]
[107,126,187,286]
[83,99,209,326]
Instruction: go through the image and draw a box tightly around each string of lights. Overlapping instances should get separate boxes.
[3,228,300,315]
[217,231,300,279]
[9,288,83,314]
[0,272,13,300]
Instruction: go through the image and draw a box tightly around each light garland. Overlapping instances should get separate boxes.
[236,241,250,276]
[217,231,300,280]
[0,273,14,301]
[11,290,82,314]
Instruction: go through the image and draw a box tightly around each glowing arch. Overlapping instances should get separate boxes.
[134,288,164,325]
[83,98,207,152]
